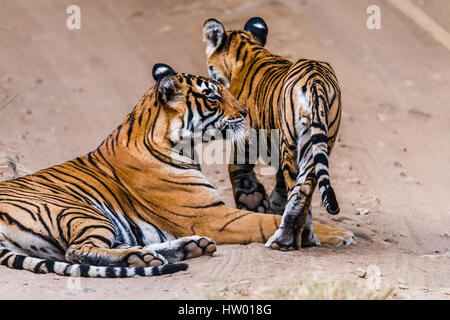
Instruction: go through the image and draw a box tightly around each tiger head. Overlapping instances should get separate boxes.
[151,63,248,144]
[202,17,269,89]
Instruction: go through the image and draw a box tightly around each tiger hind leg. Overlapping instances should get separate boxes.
[64,215,167,268]
[228,163,270,213]
[66,243,167,268]
[268,170,320,248]
[143,236,216,263]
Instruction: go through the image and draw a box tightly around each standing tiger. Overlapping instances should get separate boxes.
[203,17,355,250]
[0,63,353,277]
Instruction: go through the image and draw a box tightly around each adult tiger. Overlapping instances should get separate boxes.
[0,64,353,278]
[203,17,355,250]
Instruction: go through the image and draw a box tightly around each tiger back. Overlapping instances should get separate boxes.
[203,17,354,250]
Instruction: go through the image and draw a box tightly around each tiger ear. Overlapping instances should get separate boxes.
[152,63,176,82]
[244,17,268,46]
[203,18,225,56]
[155,74,181,107]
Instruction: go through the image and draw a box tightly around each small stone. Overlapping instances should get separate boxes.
[376,113,389,122]
[195,282,210,288]
[31,78,43,88]
[408,109,431,117]
[398,279,408,290]
[421,253,450,260]
[383,234,397,244]
[356,208,370,215]
[345,178,361,184]
[400,172,407,178]
[377,102,395,109]
[130,10,144,17]
[387,160,402,167]
[216,284,228,292]
[158,25,172,33]
[353,267,366,278]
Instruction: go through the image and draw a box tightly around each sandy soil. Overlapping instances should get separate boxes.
[0,0,449,300]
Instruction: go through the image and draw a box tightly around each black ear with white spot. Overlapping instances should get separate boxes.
[152,63,176,82]
[244,17,268,46]
[203,18,226,55]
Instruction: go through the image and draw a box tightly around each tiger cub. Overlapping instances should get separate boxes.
[203,17,355,250]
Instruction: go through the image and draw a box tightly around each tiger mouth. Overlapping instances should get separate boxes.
[221,117,247,142]
[223,117,245,130]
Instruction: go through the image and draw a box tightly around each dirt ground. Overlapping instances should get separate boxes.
[0,0,449,300]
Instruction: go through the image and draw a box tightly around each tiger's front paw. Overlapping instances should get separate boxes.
[182,236,216,260]
[312,222,356,248]
[320,230,356,247]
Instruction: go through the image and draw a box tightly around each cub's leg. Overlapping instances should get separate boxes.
[265,146,355,249]
[269,169,319,247]
[268,169,288,214]
[143,236,216,263]
[64,211,166,268]
[228,163,270,213]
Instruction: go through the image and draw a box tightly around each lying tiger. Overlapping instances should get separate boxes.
[0,64,353,278]
[203,17,355,250]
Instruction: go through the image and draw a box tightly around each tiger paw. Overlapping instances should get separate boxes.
[126,249,168,268]
[312,222,356,248]
[319,230,356,247]
[264,228,298,251]
[182,236,216,260]
[233,175,270,213]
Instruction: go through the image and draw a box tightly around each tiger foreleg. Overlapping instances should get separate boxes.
[193,205,283,245]
[268,169,288,214]
[228,163,270,213]
[143,236,216,263]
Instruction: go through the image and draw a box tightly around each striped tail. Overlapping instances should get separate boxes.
[310,82,340,215]
[0,247,188,278]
